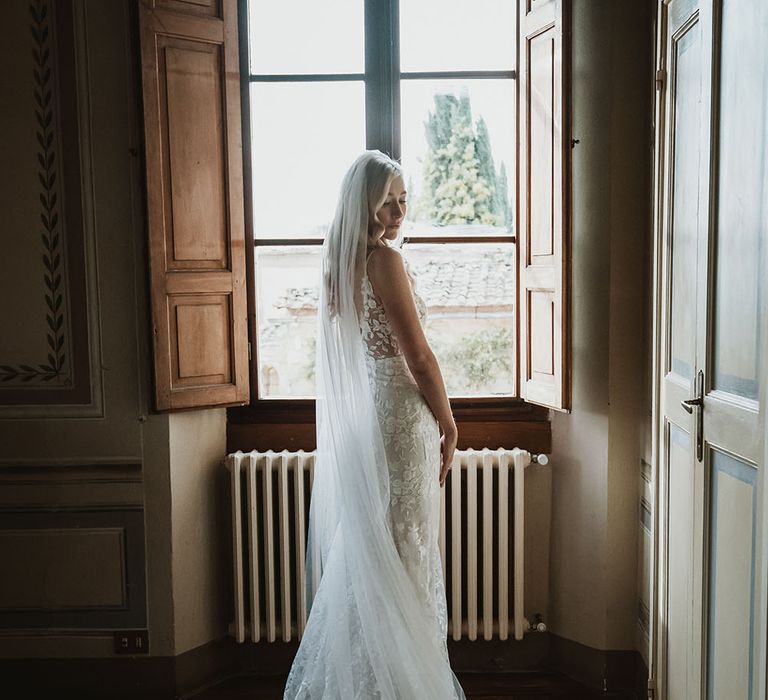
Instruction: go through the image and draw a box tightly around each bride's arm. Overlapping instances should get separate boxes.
[368,246,457,482]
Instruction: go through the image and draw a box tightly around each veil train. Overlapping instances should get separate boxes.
[283,152,465,699]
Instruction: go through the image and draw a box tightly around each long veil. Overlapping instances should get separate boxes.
[283,152,465,699]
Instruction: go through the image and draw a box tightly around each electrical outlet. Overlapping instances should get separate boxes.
[113,630,149,655]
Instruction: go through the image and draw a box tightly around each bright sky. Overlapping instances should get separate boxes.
[247,0,516,238]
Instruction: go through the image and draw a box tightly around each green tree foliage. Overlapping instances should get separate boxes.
[431,326,514,394]
[475,116,498,209]
[497,162,512,228]
[415,92,511,228]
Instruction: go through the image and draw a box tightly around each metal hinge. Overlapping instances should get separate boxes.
[647,676,656,698]
[655,69,666,91]
[247,340,252,361]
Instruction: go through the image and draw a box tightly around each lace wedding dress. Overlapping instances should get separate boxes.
[283,248,466,699]
[360,253,449,653]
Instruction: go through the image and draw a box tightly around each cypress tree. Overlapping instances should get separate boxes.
[416,90,501,226]
[475,116,499,217]
[497,161,512,229]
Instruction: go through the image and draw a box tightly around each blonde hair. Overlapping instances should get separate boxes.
[366,158,402,245]
[323,151,403,317]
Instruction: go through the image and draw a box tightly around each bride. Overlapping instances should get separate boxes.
[283,151,466,699]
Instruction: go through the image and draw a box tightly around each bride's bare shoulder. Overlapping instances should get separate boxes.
[368,243,400,260]
[367,246,409,291]
[367,245,404,275]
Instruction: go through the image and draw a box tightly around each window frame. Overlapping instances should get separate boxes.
[230,0,550,432]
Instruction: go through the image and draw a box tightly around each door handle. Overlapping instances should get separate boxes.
[680,396,703,414]
[680,370,704,462]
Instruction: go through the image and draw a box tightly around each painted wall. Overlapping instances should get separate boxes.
[548,0,654,652]
[0,0,225,659]
[169,409,228,654]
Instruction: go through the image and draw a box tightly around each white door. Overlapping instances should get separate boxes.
[654,0,768,698]
[657,1,713,697]
[699,0,767,696]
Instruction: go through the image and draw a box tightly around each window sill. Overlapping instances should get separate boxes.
[227,399,550,454]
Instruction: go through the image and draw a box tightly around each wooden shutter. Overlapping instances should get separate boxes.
[518,0,570,411]
[138,0,249,411]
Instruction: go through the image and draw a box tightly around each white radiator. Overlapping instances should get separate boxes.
[225,447,546,644]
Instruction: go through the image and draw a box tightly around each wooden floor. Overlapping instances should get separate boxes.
[191,672,635,699]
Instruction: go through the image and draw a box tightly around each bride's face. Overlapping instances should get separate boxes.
[375,176,407,241]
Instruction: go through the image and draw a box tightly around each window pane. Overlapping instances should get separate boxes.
[248,0,363,75]
[255,246,320,398]
[255,243,515,399]
[250,82,365,239]
[400,79,515,238]
[402,243,516,397]
[400,0,515,72]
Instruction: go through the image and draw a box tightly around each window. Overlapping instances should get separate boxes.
[243,0,519,401]
[137,0,568,432]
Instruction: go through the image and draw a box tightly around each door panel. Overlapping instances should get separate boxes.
[668,21,701,384]
[706,450,757,700]
[666,424,695,700]
[710,0,766,405]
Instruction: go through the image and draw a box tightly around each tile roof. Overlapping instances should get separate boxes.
[275,249,515,311]
[410,251,515,309]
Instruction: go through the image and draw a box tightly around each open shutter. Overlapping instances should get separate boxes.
[138,0,249,411]
[518,0,570,411]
